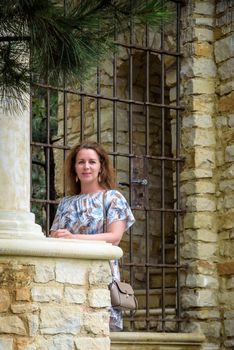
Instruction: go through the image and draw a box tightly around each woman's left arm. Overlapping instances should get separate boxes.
[50,220,126,245]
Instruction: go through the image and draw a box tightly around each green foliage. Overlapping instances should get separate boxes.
[31,88,58,231]
[0,0,173,112]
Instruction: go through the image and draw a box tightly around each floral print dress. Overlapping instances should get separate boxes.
[50,189,135,330]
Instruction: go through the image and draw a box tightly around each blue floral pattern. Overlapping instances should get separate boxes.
[51,190,135,235]
[50,189,135,331]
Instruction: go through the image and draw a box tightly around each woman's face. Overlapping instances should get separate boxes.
[75,148,101,186]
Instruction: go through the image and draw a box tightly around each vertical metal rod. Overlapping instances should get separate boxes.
[29,84,33,214]
[145,23,150,332]
[46,87,51,235]
[80,85,85,142]
[63,0,68,196]
[128,16,134,331]
[113,29,117,170]
[160,4,166,332]
[63,84,68,195]
[175,1,182,332]
[97,66,101,143]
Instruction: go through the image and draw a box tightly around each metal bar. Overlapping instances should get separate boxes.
[175,1,182,332]
[112,28,117,169]
[160,5,166,331]
[97,66,101,142]
[33,83,184,111]
[80,84,85,142]
[145,22,150,332]
[121,262,187,268]
[46,86,51,236]
[128,15,134,331]
[113,41,182,56]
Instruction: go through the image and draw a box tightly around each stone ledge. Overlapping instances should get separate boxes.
[0,238,122,260]
[110,332,206,350]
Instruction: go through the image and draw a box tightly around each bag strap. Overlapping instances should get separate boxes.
[102,190,107,233]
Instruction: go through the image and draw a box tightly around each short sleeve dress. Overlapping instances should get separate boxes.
[50,189,135,331]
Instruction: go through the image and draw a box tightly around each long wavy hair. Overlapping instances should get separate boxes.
[65,140,116,195]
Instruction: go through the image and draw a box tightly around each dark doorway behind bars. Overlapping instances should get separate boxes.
[30,0,185,332]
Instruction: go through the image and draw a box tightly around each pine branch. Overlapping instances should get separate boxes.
[0,0,173,113]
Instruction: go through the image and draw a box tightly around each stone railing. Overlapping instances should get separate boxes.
[0,238,122,350]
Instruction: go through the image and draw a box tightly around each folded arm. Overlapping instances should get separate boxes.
[50,220,126,245]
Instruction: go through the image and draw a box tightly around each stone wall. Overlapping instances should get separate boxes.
[0,255,111,350]
[180,0,234,349]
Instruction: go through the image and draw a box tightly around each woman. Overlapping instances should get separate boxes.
[50,140,135,331]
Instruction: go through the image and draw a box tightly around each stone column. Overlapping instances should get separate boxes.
[0,105,43,239]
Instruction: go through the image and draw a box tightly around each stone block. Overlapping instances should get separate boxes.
[0,338,13,350]
[228,114,234,127]
[191,95,215,114]
[219,180,234,192]
[184,212,214,229]
[40,306,82,335]
[182,289,218,308]
[31,286,63,302]
[223,164,234,179]
[11,303,39,314]
[215,35,234,63]
[56,261,88,285]
[186,196,216,212]
[184,129,216,147]
[27,314,39,336]
[194,1,215,15]
[89,262,111,286]
[74,337,110,350]
[182,114,213,128]
[219,91,234,112]
[181,58,216,79]
[227,276,234,289]
[83,311,109,335]
[34,264,55,283]
[185,229,217,243]
[186,274,218,288]
[0,315,26,335]
[218,58,234,81]
[199,321,221,339]
[224,319,234,337]
[218,261,234,275]
[225,145,234,162]
[223,195,234,209]
[15,288,31,301]
[219,291,234,307]
[188,78,215,95]
[35,335,74,350]
[64,287,86,304]
[88,289,111,308]
[219,80,234,96]
[0,289,10,312]
[194,28,214,42]
[194,42,213,57]
[180,169,213,181]
[182,242,216,260]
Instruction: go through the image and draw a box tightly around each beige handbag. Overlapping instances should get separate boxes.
[102,192,138,313]
[109,279,138,311]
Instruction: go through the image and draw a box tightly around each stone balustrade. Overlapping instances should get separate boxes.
[0,239,122,350]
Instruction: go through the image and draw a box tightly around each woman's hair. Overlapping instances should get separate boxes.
[65,140,116,195]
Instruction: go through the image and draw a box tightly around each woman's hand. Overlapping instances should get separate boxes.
[50,229,73,239]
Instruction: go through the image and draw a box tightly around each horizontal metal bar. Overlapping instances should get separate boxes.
[32,83,184,111]
[113,41,182,57]
[31,141,70,150]
[121,263,187,269]
[31,198,58,205]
